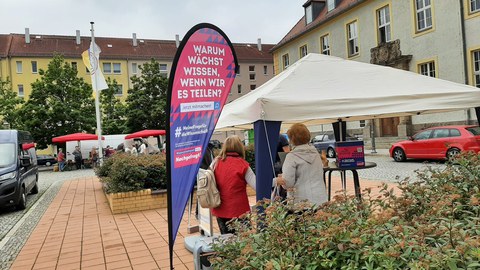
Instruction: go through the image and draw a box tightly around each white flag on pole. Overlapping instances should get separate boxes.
[82,42,109,91]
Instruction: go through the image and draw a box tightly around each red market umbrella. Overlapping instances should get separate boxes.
[52,133,104,143]
[124,129,166,139]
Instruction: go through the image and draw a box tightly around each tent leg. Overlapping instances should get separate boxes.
[475,107,480,125]
[253,120,281,202]
[332,120,346,142]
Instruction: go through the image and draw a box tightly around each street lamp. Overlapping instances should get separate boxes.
[371,119,377,154]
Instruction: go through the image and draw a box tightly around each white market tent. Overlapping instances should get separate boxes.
[215,53,480,202]
[216,53,480,131]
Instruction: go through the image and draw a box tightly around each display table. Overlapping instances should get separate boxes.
[323,161,377,201]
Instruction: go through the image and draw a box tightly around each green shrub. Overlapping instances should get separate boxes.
[95,153,167,193]
[211,152,480,269]
[245,144,255,173]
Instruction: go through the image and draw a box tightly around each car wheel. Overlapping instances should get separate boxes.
[45,161,51,166]
[392,148,406,162]
[446,148,461,161]
[327,147,336,158]
[16,186,27,210]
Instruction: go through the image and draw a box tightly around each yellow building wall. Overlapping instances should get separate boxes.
[6,56,130,102]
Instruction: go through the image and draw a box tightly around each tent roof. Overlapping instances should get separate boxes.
[125,129,166,139]
[216,53,480,131]
[52,133,104,143]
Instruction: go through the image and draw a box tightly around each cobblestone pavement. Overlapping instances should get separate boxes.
[358,153,446,182]
[0,168,95,270]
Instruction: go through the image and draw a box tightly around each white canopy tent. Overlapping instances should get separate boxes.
[216,53,480,131]
[216,53,480,202]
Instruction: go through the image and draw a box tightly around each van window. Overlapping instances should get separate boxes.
[0,143,16,167]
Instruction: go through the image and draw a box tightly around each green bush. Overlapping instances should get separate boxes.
[211,152,480,269]
[95,153,167,193]
[245,144,255,173]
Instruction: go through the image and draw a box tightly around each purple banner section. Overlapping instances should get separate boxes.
[167,24,237,252]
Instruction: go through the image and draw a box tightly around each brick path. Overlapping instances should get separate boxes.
[10,175,397,270]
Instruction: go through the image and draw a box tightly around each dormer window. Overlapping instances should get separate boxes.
[303,0,322,25]
[306,5,313,24]
[327,0,335,12]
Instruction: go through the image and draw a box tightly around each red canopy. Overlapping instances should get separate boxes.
[125,129,166,139]
[52,133,104,143]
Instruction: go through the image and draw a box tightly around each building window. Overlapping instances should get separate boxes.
[16,61,22,73]
[159,64,168,78]
[31,61,38,73]
[263,65,268,75]
[415,0,433,32]
[377,5,391,44]
[474,50,480,88]
[237,85,242,94]
[249,65,255,72]
[471,0,480,13]
[113,63,121,74]
[419,61,436,77]
[236,65,241,76]
[114,85,123,96]
[305,5,313,24]
[282,54,289,70]
[347,21,359,57]
[132,63,138,74]
[327,0,335,11]
[320,34,330,55]
[360,120,366,127]
[72,62,77,71]
[18,84,24,97]
[299,45,308,58]
[250,85,256,90]
[249,73,256,81]
[103,63,112,74]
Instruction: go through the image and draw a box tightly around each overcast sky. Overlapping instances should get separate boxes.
[0,0,305,44]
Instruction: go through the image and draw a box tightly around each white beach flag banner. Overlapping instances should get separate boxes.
[82,42,109,91]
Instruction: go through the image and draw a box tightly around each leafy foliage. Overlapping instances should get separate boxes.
[125,59,168,132]
[96,153,167,193]
[0,78,24,129]
[245,144,255,173]
[18,54,95,148]
[101,78,127,134]
[211,152,480,269]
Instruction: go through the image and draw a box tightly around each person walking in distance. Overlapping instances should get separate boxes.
[57,148,66,171]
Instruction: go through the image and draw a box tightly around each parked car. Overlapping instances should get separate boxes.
[311,132,358,158]
[37,155,57,166]
[389,125,480,162]
[0,130,39,210]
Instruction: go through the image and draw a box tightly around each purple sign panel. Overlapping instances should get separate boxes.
[166,23,237,265]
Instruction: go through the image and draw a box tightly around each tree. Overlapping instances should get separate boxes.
[0,78,24,129]
[125,59,168,132]
[19,54,96,148]
[100,78,127,135]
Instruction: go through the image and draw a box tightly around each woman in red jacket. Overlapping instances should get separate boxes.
[211,135,256,234]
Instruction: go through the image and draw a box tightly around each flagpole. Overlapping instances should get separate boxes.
[90,22,104,164]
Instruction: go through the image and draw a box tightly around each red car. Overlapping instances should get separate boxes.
[390,125,480,162]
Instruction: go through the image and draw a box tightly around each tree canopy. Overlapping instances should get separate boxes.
[125,59,168,133]
[101,79,127,135]
[19,54,96,148]
[0,78,24,129]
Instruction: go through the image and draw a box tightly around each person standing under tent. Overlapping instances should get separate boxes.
[275,123,327,206]
[72,146,83,170]
[212,135,256,234]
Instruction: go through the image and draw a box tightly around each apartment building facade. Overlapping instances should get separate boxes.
[0,31,274,104]
[271,0,480,146]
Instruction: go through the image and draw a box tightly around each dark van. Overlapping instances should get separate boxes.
[0,130,38,210]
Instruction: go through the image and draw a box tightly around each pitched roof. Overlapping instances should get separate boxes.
[4,34,273,63]
[0,34,12,57]
[273,0,366,51]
